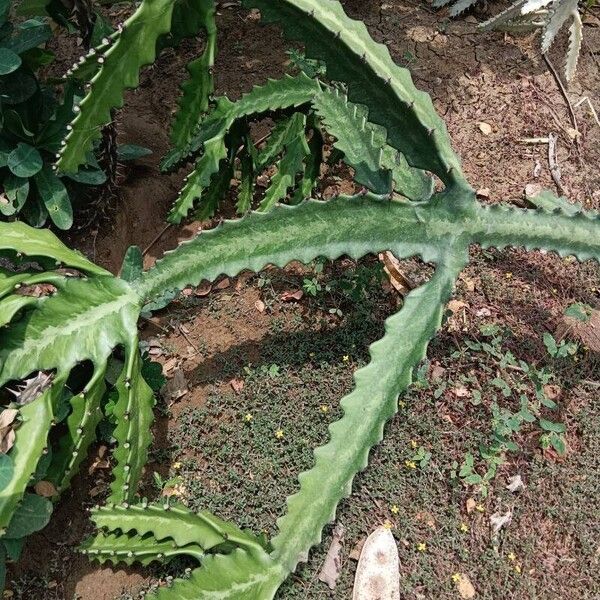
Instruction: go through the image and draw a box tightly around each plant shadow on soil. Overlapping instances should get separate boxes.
[5,0,600,598]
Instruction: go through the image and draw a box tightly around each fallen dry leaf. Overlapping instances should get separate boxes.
[254,299,266,313]
[490,511,512,535]
[0,409,18,430]
[506,474,525,493]
[318,523,345,590]
[6,372,53,406]
[230,378,244,394]
[525,182,543,199]
[542,385,562,401]
[89,484,104,497]
[162,368,188,401]
[215,277,230,290]
[452,385,471,399]
[415,511,436,529]
[349,538,365,561]
[461,277,476,292]
[430,364,446,381]
[15,283,57,297]
[162,484,186,498]
[0,427,16,454]
[195,281,213,296]
[448,300,468,314]
[456,573,476,599]
[379,251,414,295]
[162,357,178,375]
[466,498,477,514]
[35,480,57,498]
[478,122,492,135]
[476,188,490,198]
[353,526,400,600]
[475,307,492,317]
[280,290,304,302]
[556,307,600,352]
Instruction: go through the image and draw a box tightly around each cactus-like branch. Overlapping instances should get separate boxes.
[56,0,177,172]
[271,251,467,570]
[312,87,433,199]
[170,0,217,150]
[91,502,266,552]
[258,112,310,211]
[0,382,61,534]
[241,0,467,188]
[135,195,466,304]
[108,342,155,504]
[46,368,106,495]
[81,531,206,565]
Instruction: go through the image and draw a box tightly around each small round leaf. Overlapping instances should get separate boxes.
[4,492,52,538]
[33,165,73,229]
[7,143,42,177]
[0,47,21,75]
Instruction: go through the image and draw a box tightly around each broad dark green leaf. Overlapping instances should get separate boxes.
[4,493,52,538]
[2,537,24,561]
[20,46,54,70]
[15,0,50,17]
[117,144,152,161]
[0,139,11,167]
[120,245,144,282]
[4,18,52,54]
[0,0,8,25]
[65,168,107,185]
[0,69,38,104]
[2,110,35,141]
[0,47,21,75]
[21,194,47,227]
[7,143,42,177]
[34,165,73,229]
[0,174,29,216]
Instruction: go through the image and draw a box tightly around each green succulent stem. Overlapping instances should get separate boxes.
[134,195,600,305]
[271,250,467,570]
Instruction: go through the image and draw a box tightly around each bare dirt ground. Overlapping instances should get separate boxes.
[5,1,600,598]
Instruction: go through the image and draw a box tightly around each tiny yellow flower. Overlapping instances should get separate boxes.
[319,404,329,414]
[475,504,485,513]
[416,542,427,552]
[507,552,516,561]
[505,272,513,279]
[552,288,557,293]
[244,413,253,422]
[451,573,461,583]
[172,461,182,470]
[514,564,522,574]
[410,439,418,449]
[383,520,393,529]
[460,522,469,533]
[342,355,350,362]
[275,429,284,439]
[404,460,417,469]
[390,504,400,515]
[309,352,315,357]
[398,400,406,409]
